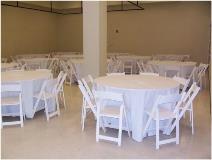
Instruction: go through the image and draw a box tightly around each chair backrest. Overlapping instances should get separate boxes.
[78,80,97,117]
[56,73,67,93]
[172,76,190,93]
[197,63,208,78]
[181,82,200,105]
[81,75,95,99]
[1,83,22,92]
[136,61,143,73]
[106,72,125,76]
[167,82,200,134]
[139,72,159,76]
[94,91,125,114]
[94,90,124,102]
[151,93,182,116]
[57,71,65,83]
[67,61,79,80]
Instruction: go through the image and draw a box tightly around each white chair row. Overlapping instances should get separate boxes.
[1,71,67,128]
[143,82,200,149]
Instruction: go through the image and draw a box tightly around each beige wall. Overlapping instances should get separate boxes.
[56,14,82,52]
[1,6,58,58]
[108,1,211,63]
[1,1,211,63]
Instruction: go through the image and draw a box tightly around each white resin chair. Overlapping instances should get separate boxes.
[172,76,190,93]
[106,72,125,76]
[137,61,145,73]
[196,63,208,89]
[123,60,133,74]
[81,75,95,100]
[165,82,200,135]
[94,91,130,146]
[1,83,24,128]
[78,80,97,131]
[139,72,159,76]
[33,79,61,121]
[57,71,67,109]
[164,69,180,78]
[143,93,182,149]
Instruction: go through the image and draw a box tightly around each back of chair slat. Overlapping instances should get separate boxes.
[94,91,124,102]
[56,73,67,94]
[139,72,159,76]
[106,72,125,76]
[1,83,22,92]
[173,76,190,93]
[82,77,94,99]
[182,82,200,104]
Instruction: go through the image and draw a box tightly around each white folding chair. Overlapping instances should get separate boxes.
[137,61,145,73]
[164,69,180,78]
[172,76,190,93]
[123,60,133,75]
[81,75,95,100]
[106,72,125,76]
[57,71,67,109]
[196,63,208,89]
[33,79,61,121]
[1,83,24,128]
[143,93,182,149]
[94,91,130,146]
[165,82,200,135]
[78,80,97,131]
[139,72,159,76]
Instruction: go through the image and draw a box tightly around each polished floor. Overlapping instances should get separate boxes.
[1,81,211,159]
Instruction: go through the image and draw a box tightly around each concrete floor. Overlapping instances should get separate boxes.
[1,82,211,159]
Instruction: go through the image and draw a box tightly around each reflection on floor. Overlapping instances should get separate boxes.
[1,83,211,159]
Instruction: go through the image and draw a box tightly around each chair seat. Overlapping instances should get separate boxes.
[145,107,176,120]
[99,106,120,118]
[1,97,20,106]
[33,92,55,100]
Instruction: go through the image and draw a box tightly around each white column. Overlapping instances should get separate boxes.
[83,1,107,78]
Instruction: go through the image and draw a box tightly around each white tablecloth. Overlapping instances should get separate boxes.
[1,62,19,71]
[148,60,196,78]
[1,70,53,118]
[69,58,84,79]
[94,75,179,142]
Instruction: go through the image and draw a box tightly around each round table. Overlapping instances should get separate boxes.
[94,75,179,142]
[2,70,53,118]
[148,60,196,78]
[1,62,19,71]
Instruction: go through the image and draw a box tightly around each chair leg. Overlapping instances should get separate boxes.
[62,90,67,109]
[44,99,49,121]
[156,119,160,150]
[96,115,100,142]
[20,106,24,128]
[118,112,123,146]
[124,108,130,137]
[56,96,60,116]
[82,107,86,131]
[191,106,194,135]
[176,116,179,144]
